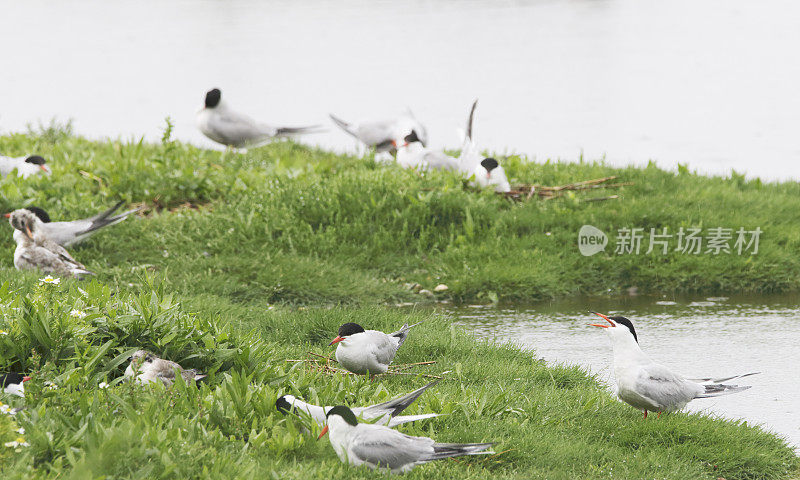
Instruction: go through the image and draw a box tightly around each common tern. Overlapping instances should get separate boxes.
[7,202,139,247]
[196,88,323,149]
[124,350,206,387]
[318,405,493,473]
[276,380,441,428]
[7,209,94,278]
[590,312,757,418]
[394,130,460,172]
[0,155,50,179]
[457,100,511,193]
[1,373,31,398]
[329,110,428,153]
[329,321,421,375]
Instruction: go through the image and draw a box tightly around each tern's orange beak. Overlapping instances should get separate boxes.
[391,140,398,148]
[3,213,10,218]
[40,165,49,173]
[22,376,31,382]
[25,226,33,239]
[589,311,616,328]
[328,336,344,346]
[317,425,329,440]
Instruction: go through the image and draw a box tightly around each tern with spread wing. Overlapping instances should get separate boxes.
[0,155,50,179]
[10,202,139,247]
[7,209,94,278]
[457,100,511,192]
[124,350,206,387]
[329,110,428,154]
[318,405,493,473]
[329,321,421,376]
[276,380,441,427]
[196,88,323,149]
[590,311,757,418]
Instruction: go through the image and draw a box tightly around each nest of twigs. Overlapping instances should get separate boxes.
[286,352,442,379]
[502,175,632,202]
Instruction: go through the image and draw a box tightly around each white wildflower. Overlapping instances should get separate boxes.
[0,330,8,336]
[69,309,87,319]
[4,437,29,448]
[16,427,24,435]
[98,382,109,389]
[39,275,61,286]
[0,403,17,415]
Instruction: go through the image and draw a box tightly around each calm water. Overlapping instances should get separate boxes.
[447,294,800,450]
[2,0,800,180]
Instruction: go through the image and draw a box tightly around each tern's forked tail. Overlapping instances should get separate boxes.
[390,321,424,348]
[426,442,495,461]
[696,383,752,398]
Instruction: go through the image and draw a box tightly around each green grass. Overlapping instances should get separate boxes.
[0,126,797,479]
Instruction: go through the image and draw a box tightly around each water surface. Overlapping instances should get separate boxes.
[2,0,800,179]
[448,294,800,450]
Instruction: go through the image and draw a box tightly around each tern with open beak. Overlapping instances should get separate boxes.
[7,209,94,278]
[329,321,421,376]
[124,350,206,387]
[590,311,757,418]
[196,88,324,149]
[7,202,140,247]
[276,380,441,428]
[318,405,493,473]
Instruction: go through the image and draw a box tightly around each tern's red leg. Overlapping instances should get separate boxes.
[643,410,648,419]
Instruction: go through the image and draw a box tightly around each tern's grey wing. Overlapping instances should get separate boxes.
[356,120,400,147]
[636,364,700,409]
[361,380,440,419]
[349,425,433,470]
[423,151,460,171]
[365,331,399,366]
[207,110,276,147]
[44,221,91,246]
[151,358,185,386]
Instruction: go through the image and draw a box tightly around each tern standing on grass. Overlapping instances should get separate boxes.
[590,311,757,418]
[328,322,421,376]
[318,405,494,473]
[196,88,323,149]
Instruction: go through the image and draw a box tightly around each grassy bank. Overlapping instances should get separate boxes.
[0,128,798,479]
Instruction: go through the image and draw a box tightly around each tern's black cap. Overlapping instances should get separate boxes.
[481,158,499,172]
[0,373,25,387]
[24,155,46,165]
[404,130,421,144]
[337,323,365,337]
[275,395,293,414]
[26,206,51,223]
[610,316,638,343]
[326,405,359,426]
[205,88,221,108]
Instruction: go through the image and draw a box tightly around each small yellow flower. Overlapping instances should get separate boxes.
[0,330,8,336]
[39,275,61,286]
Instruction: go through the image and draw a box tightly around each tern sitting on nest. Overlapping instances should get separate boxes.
[124,350,206,387]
